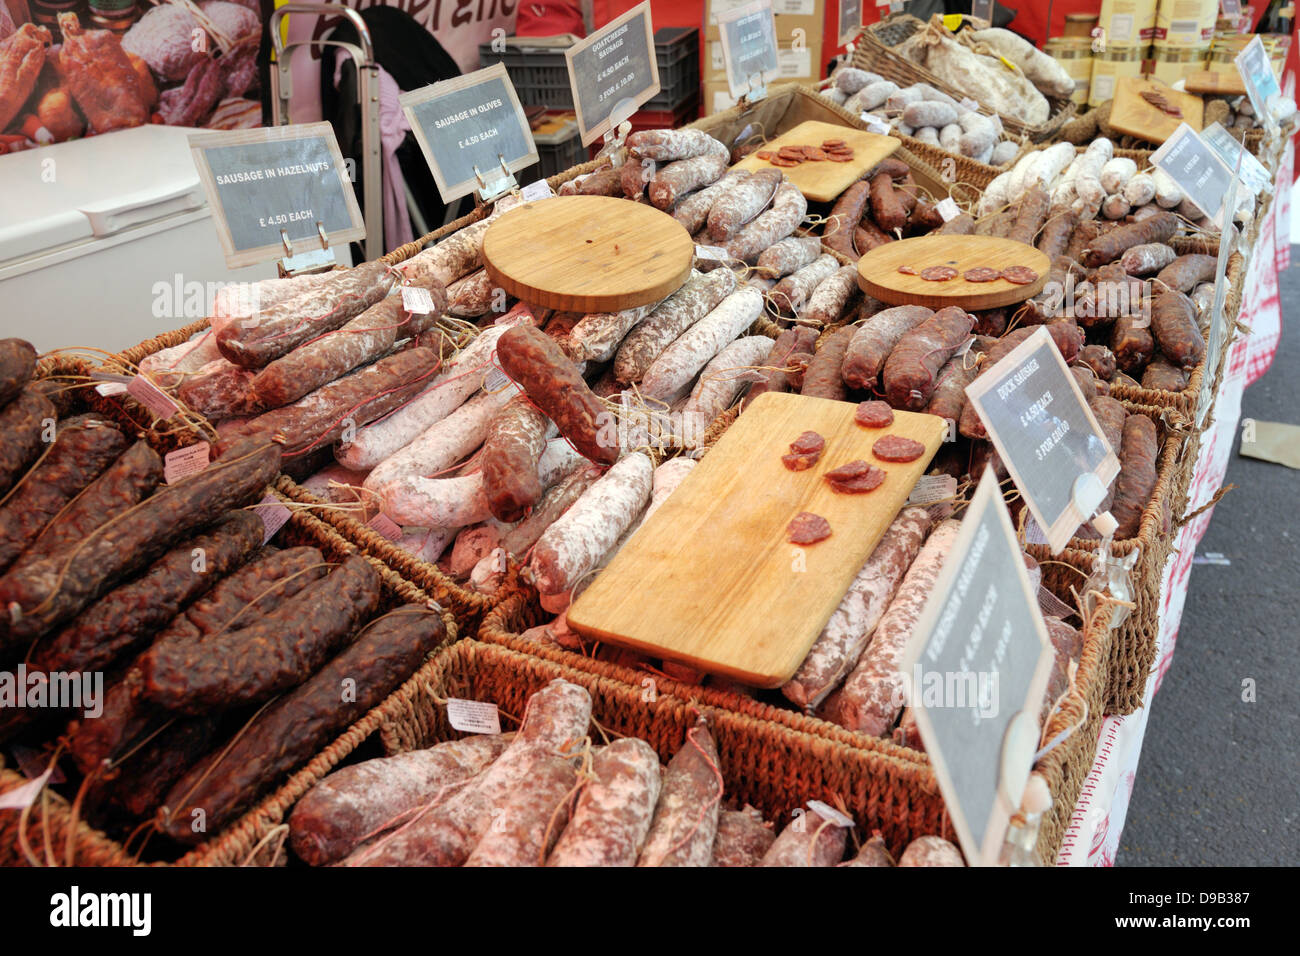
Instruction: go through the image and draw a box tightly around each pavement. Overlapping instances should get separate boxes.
[1118,245,1300,867]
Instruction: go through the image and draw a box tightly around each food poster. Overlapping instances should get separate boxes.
[0,0,265,154]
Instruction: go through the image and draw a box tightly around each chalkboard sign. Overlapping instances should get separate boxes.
[900,470,1053,866]
[838,0,863,46]
[189,123,365,269]
[718,0,780,99]
[401,64,538,204]
[964,325,1120,553]
[1151,123,1235,228]
[1235,35,1280,128]
[566,3,660,146]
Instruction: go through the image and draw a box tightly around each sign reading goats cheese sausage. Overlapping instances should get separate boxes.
[718,0,780,99]
[566,2,660,146]
[964,325,1120,553]
[189,123,365,269]
[899,470,1054,867]
[400,64,539,204]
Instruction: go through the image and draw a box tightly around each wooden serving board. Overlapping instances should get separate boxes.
[1184,70,1247,97]
[857,235,1050,310]
[481,195,694,312]
[567,392,948,687]
[733,120,899,203]
[1109,76,1205,145]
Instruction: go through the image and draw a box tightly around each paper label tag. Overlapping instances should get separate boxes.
[520,179,555,202]
[483,367,512,392]
[907,473,958,506]
[446,698,502,734]
[0,768,54,810]
[94,382,128,396]
[253,494,291,544]
[935,196,961,222]
[1037,586,1076,620]
[695,244,729,261]
[861,112,890,134]
[1023,515,1048,545]
[164,442,211,483]
[401,285,437,315]
[127,375,179,420]
[806,799,855,829]
[367,512,403,542]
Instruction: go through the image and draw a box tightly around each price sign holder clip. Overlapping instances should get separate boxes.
[474,152,519,205]
[597,98,639,168]
[741,70,768,107]
[278,220,338,278]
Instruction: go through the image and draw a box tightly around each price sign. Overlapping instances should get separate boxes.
[1220,0,1242,15]
[1198,143,1246,427]
[838,0,863,47]
[900,470,1054,867]
[566,2,660,146]
[964,325,1120,553]
[1201,122,1270,196]
[1235,35,1280,129]
[189,123,365,269]
[400,64,538,204]
[718,0,780,99]
[971,0,994,21]
[1150,122,1236,228]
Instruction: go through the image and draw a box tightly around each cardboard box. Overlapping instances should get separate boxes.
[705,0,825,48]
[701,78,817,116]
[705,38,823,83]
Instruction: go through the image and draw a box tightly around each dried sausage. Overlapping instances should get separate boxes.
[637,717,722,867]
[614,269,737,383]
[464,753,579,866]
[868,172,907,233]
[1082,211,1178,268]
[707,168,781,242]
[742,326,818,410]
[787,511,831,545]
[711,806,775,867]
[771,254,838,314]
[800,326,855,401]
[873,435,926,462]
[1150,290,1205,369]
[841,305,933,390]
[760,807,848,866]
[649,149,730,210]
[882,306,973,410]
[755,236,822,279]
[854,400,894,428]
[547,738,661,867]
[1112,415,1158,538]
[824,180,872,260]
[724,182,807,262]
[481,396,553,522]
[639,288,764,402]
[824,460,886,494]
[0,387,55,500]
[0,338,36,408]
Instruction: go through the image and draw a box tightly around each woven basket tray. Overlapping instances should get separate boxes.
[475,539,1115,864]
[0,495,457,866]
[851,14,1077,143]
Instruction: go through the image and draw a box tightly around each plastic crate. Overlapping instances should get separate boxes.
[586,90,701,159]
[645,26,700,111]
[479,40,575,110]
[521,113,585,185]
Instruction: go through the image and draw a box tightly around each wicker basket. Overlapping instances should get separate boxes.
[0,503,457,866]
[476,547,1116,864]
[851,14,1077,143]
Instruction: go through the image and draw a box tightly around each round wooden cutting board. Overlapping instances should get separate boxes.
[482,195,695,312]
[857,235,1052,310]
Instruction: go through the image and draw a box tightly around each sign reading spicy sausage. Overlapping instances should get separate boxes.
[188,123,365,269]
[400,64,538,203]
[566,2,660,146]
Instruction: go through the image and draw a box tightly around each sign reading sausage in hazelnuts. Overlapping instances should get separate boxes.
[566,2,660,146]
[189,123,365,269]
[400,64,539,204]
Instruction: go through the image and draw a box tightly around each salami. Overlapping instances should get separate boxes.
[547,738,662,867]
[829,520,961,734]
[649,148,730,210]
[1141,356,1188,391]
[349,679,592,866]
[289,734,513,866]
[614,269,737,383]
[640,288,765,402]
[756,236,822,279]
[742,326,818,410]
[1082,212,1178,268]
[1036,209,1079,260]
[105,716,220,820]
[923,350,980,424]
[882,306,974,410]
[1079,344,1117,382]
[841,832,895,867]
[868,172,908,233]
[628,128,723,162]
[0,387,55,500]
[671,169,749,234]
[920,265,958,282]
[1110,313,1155,374]
[0,439,280,647]
[771,254,839,314]
[530,452,652,594]
[825,460,886,494]
[30,511,264,674]
[1001,265,1039,284]
[445,270,496,318]
[680,335,773,436]
[575,165,623,197]
[481,396,553,522]
[788,511,831,544]
[724,182,807,262]
[707,168,781,241]
[0,338,36,407]
[497,325,618,466]
[1151,289,1205,370]
[250,280,448,408]
[1155,253,1216,293]
[963,267,1002,282]
[569,298,665,364]
[760,808,848,866]
[899,835,965,866]
[799,328,857,402]
[897,266,919,275]
[159,605,447,843]
[637,718,723,867]
[854,219,893,254]
[181,546,328,637]
[464,752,579,867]
[711,806,776,867]
[841,305,933,390]
[782,430,826,471]
[392,216,494,289]
[621,156,653,199]
[497,463,601,558]
[855,400,894,428]
[824,180,872,260]
[175,360,260,422]
[873,435,926,462]
[1007,184,1050,246]
[0,416,127,574]
[1112,414,1158,538]
[801,266,861,326]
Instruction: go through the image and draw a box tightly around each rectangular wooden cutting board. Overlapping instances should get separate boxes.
[732,120,899,203]
[567,392,948,687]
[1109,76,1205,145]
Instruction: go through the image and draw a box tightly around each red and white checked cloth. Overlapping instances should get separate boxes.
[1056,149,1291,866]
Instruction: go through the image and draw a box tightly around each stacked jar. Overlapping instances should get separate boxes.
[1091,0,1157,107]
